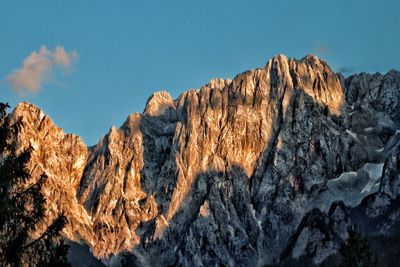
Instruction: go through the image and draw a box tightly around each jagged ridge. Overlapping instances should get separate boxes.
[4,54,400,266]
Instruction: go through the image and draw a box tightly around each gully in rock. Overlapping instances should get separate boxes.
[2,55,400,266]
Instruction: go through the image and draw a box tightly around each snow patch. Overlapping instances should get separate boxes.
[249,203,262,229]
[331,171,357,183]
[359,163,384,194]
[362,163,384,181]
[314,162,385,211]
[346,129,358,140]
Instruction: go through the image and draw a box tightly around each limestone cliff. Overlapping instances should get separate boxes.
[3,55,400,266]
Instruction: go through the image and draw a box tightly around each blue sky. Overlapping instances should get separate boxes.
[1,0,399,145]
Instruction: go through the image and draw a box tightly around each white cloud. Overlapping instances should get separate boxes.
[7,46,78,95]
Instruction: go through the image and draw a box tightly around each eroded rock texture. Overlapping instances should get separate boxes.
[2,55,400,266]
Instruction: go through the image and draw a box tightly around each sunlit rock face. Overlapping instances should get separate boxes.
[3,55,400,266]
[8,103,93,244]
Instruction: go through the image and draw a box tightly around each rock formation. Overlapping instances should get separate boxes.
[2,54,400,266]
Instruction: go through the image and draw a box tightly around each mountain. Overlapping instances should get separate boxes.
[3,55,400,266]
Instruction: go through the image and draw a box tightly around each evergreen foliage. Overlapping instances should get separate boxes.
[339,227,378,267]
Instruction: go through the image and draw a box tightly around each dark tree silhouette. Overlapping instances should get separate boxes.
[0,103,9,120]
[0,102,70,266]
[339,227,378,267]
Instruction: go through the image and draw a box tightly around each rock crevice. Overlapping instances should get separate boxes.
[3,55,400,266]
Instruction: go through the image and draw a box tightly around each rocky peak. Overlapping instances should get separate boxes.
[267,54,344,115]
[5,102,93,246]
[13,101,46,122]
[144,91,176,119]
[3,55,400,266]
[345,69,400,124]
[208,78,232,90]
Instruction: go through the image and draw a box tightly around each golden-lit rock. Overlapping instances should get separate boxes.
[4,55,400,266]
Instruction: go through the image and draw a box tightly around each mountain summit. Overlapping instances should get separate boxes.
[3,55,400,266]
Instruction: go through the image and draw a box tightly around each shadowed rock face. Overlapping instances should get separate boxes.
[3,54,400,266]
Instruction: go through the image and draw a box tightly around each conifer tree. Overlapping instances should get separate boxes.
[339,227,378,267]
